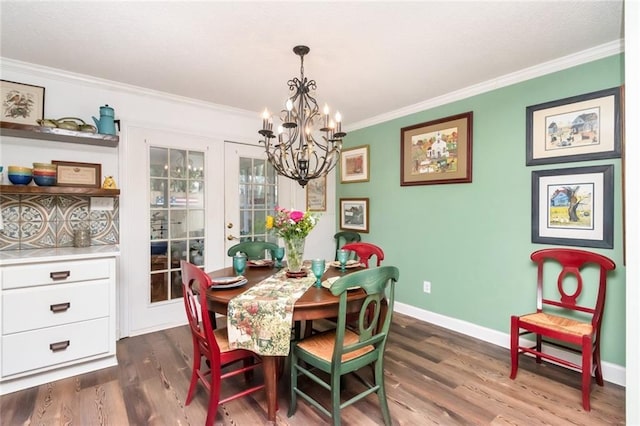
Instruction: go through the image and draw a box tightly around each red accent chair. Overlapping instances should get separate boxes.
[181,260,265,425]
[509,248,616,411]
[341,242,385,268]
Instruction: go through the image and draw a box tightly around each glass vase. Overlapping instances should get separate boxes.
[284,235,306,272]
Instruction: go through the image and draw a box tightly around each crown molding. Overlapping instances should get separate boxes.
[347,39,624,132]
[0,57,257,119]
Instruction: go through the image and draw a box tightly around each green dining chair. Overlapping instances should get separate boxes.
[227,241,279,261]
[288,266,399,426]
[333,231,361,260]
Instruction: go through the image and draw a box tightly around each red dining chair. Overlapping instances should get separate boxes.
[509,248,616,411]
[180,260,265,425]
[341,242,384,268]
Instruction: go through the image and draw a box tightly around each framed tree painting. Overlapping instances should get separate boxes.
[526,87,621,165]
[531,165,613,248]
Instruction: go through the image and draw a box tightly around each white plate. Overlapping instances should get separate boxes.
[248,259,274,267]
[329,260,362,269]
[209,278,248,290]
[211,275,244,285]
[321,276,359,291]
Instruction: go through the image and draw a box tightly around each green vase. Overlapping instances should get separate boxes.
[284,236,306,272]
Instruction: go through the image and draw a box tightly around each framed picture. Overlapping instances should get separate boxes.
[532,165,613,249]
[0,80,45,125]
[400,111,473,186]
[306,175,326,211]
[340,145,369,183]
[340,198,369,233]
[526,87,621,166]
[53,161,102,188]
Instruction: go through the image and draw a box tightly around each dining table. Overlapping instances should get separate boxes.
[205,261,367,424]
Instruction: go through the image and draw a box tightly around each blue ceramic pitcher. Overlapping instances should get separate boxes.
[92,104,116,135]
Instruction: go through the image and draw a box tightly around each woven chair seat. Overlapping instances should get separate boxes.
[297,329,375,362]
[520,312,592,337]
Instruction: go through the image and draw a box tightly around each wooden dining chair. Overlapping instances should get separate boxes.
[227,241,279,261]
[180,261,265,426]
[333,231,361,260]
[341,242,384,268]
[509,248,616,411]
[289,266,399,425]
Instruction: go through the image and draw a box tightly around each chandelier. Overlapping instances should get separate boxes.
[259,45,346,187]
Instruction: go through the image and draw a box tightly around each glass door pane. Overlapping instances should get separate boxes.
[149,146,205,303]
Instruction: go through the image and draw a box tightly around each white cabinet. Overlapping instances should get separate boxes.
[0,248,119,395]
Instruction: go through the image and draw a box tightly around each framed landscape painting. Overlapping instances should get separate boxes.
[531,165,613,248]
[340,198,369,233]
[0,80,45,125]
[526,87,621,165]
[400,112,473,186]
[340,145,369,183]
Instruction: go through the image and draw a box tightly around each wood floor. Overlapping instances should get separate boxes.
[1,313,625,425]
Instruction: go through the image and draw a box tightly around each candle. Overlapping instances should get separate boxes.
[262,109,269,130]
[278,125,284,143]
[329,119,335,139]
[286,99,293,123]
[335,111,342,134]
[323,103,330,128]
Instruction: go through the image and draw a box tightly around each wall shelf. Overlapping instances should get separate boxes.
[0,121,119,148]
[0,185,120,196]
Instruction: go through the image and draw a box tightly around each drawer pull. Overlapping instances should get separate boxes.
[50,302,71,313]
[50,271,71,280]
[49,340,70,352]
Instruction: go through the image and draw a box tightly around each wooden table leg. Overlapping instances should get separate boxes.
[263,356,278,422]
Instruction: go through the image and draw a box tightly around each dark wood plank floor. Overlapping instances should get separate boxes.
[1,313,625,425]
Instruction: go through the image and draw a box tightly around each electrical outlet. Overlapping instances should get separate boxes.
[423,280,431,294]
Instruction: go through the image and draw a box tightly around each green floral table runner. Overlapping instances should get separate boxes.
[227,267,316,356]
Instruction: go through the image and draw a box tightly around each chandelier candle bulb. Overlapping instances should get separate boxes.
[262,109,270,130]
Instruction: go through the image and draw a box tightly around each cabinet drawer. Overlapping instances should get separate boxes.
[2,317,111,377]
[1,258,112,290]
[2,279,110,334]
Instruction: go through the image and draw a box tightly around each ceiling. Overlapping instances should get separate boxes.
[0,1,624,128]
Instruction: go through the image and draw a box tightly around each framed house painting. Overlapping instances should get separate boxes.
[400,111,473,186]
[526,87,621,165]
[531,165,613,249]
[0,80,45,126]
[340,145,369,183]
[340,198,369,233]
[306,175,326,211]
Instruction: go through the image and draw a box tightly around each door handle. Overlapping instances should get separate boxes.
[227,234,239,241]
[227,223,233,229]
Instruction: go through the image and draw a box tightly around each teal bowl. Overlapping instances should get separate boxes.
[8,173,33,185]
[34,175,56,186]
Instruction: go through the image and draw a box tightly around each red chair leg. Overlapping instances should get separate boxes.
[186,350,202,405]
[509,316,519,379]
[593,344,604,386]
[581,336,592,411]
[205,378,221,426]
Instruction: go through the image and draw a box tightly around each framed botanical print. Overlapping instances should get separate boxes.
[0,80,45,126]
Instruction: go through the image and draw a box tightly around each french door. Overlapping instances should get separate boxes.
[223,143,291,265]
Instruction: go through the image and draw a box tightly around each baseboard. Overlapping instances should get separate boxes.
[394,302,626,387]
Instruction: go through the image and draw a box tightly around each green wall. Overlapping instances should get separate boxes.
[339,55,626,366]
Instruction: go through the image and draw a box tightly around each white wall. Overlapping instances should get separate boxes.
[0,58,338,337]
[624,0,639,423]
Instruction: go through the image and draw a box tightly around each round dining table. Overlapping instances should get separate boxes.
[206,263,367,424]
